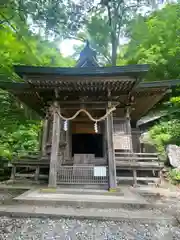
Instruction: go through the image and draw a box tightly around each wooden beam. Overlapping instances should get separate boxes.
[48,101,61,188]
[58,101,119,105]
[60,106,107,110]
[138,79,180,88]
[48,102,123,110]
[106,103,117,191]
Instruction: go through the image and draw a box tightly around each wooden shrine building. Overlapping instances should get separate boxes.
[0,42,179,190]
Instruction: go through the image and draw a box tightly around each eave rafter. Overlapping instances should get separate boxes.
[0,62,179,119]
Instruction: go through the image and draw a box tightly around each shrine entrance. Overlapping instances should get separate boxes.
[56,119,108,187]
[70,119,105,162]
[72,133,103,158]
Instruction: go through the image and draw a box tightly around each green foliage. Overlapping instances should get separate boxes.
[168,168,180,184]
[86,0,154,65]
[0,0,94,40]
[125,3,180,80]
[86,15,111,64]
[0,24,74,80]
[0,9,74,160]
[118,3,180,165]
[149,120,180,156]
[149,91,180,157]
[0,87,40,160]
[0,123,41,160]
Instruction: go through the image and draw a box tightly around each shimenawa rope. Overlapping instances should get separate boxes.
[55,106,117,122]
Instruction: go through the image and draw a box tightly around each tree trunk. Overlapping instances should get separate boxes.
[111,34,117,66]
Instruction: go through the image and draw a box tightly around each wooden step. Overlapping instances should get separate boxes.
[15,173,48,179]
[115,156,158,161]
[114,151,158,156]
[116,176,159,182]
[116,161,163,170]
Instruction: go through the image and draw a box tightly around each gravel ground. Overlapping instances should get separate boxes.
[0,217,179,240]
[0,189,179,239]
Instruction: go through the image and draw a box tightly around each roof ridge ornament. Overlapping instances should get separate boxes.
[76,40,99,67]
[86,39,90,47]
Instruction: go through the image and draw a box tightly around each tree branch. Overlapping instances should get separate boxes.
[0,12,41,64]
[0,13,15,25]
[106,3,112,28]
[123,2,144,12]
[103,54,111,64]
[53,28,85,42]
[67,35,85,42]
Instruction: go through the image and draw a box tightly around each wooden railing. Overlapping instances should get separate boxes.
[115,151,164,185]
[57,165,108,185]
[9,151,49,182]
[115,151,159,160]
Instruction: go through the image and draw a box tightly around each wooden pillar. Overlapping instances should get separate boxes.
[133,169,137,186]
[35,166,40,182]
[103,120,107,160]
[48,101,61,188]
[65,121,71,161]
[41,118,49,157]
[126,107,137,186]
[10,165,16,181]
[106,104,117,191]
[126,107,133,151]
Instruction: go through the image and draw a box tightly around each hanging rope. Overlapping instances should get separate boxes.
[54,105,117,122]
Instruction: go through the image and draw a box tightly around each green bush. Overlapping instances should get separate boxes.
[168,168,180,184]
[0,122,41,160]
[149,119,180,161]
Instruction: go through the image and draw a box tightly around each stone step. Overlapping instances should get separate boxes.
[15,197,150,209]
[14,188,154,209]
[10,187,180,214]
[0,204,177,224]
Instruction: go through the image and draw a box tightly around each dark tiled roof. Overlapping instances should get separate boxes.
[14,64,149,78]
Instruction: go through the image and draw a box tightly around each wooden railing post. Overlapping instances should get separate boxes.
[35,166,40,182]
[48,101,61,188]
